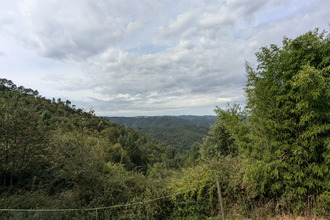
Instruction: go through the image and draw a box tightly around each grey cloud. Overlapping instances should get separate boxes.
[157,11,198,41]
[64,35,249,115]
[27,0,253,114]
[155,0,272,43]
[19,0,159,60]
[4,0,327,116]
[226,0,267,17]
[246,0,330,50]
[0,11,15,26]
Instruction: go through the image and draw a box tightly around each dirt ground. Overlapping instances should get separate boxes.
[267,214,328,220]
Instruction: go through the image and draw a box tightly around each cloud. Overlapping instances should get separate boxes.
[62,36,248,115]
[155,0,270,43]
[0,11,15,25]
[18,0,160,60]
[1,0,329,116]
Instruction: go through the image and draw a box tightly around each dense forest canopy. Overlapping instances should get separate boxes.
[0,29,329,219]
[105,116,216,150]
[104,116,216,128]
[104,116,195,128]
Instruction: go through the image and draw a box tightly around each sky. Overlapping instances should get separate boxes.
[0,0,329,116]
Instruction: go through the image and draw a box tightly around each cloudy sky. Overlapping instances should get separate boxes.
[0,0,329,116]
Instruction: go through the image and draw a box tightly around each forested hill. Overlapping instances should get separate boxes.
[0,78,184,219]
[1,30,329,219]
[104,116,217,149]
[0,78,180,173]
[176,115,217,126]
[103,115,216,128]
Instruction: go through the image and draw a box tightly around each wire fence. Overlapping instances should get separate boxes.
[0,181,213,219]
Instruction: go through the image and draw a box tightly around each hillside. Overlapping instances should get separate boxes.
[104,116,194,128]
[140,126,209,150]
[0,78,183,219]
[0,29,329,220]
[104,116,216,149]
[176,115,217,126]
[105,115,216,128]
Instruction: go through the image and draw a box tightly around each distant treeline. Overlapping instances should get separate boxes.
[104,116,216,149]
[140,125,209,150]
[103,115,216,128]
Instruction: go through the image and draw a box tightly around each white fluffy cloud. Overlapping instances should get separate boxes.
[0,0,329,116]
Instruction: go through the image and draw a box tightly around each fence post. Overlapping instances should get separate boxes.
[215,175,225,220]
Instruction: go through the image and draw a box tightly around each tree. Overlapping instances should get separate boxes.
[244,29,329,213]
[199,103,249,160]
[0,80,50,188]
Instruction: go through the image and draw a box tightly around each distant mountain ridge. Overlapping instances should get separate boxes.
[176,115,217,127]
[103,115,217,150]
[103,115,216,128]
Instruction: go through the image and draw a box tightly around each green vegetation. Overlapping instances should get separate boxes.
[0,79,180,219]
[204,29,329,217]
[104,116,195,128]
[243,29,329,215]
[176,115,217,127]
[0,29,329,219]
[105,116,215,150]
[104,116,216,128]
[140,125,209,150]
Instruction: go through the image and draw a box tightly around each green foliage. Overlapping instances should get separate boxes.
[105,115,216,128]
[197,29,329,217]
[0,28,329,219]
[169,157,243,218]
[243,29,330,214]
[0,78,183,219]
[200,104,248,159]
[314,191,330,218]
[141,125,209,150]
[0,81,50,190]
[105,116,214,151]
[176,115,217,126]
[105,116,195,128]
